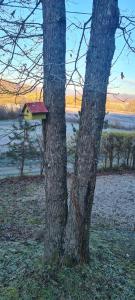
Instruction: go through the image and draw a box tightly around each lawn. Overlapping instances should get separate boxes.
[0,176,135,300]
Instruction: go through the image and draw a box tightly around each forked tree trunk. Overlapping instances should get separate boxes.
[65,0,119,263]
[42,0,67,261]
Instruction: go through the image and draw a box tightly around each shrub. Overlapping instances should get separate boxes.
[0,105,21,120]
[68,130,135,170]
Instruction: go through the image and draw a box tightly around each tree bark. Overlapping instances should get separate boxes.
[65,0,119,263]
[42,0,67,261]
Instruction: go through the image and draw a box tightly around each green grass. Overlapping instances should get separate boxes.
[0,229,135,300]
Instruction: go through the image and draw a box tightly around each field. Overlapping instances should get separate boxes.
[0,174,135,299]
[66,95,135,114]
[0,80,135,114]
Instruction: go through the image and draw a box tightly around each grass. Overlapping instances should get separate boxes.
[0,176,135,299]
[0,229,135,300]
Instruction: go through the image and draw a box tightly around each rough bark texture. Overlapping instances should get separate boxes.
[42,0,67,261]
[65,0,119,263]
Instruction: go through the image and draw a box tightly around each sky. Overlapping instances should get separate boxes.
[66,0,135,95]
[0,0,135,97]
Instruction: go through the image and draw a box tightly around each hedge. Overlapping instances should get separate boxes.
[68,130,135,170]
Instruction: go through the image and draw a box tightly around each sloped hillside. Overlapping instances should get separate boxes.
[0,80,135,113]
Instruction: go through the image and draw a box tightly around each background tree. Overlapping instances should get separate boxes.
[35,134,45,175]
[7,120,37,176]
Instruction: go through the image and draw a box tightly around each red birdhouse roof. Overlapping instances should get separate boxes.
[23,102,48,114]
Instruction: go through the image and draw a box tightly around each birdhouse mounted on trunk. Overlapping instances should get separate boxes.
[22,102,48,121]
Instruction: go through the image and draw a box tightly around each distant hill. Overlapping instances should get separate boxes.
[0,79,135,114]
[0,79,41,106]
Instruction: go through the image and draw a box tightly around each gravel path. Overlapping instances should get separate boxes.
[92,174,135,230]
[0,174,135,240]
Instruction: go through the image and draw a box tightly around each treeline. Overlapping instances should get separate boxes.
[0,105,21,120]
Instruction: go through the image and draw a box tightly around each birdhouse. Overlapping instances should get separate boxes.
[22,102,48,121]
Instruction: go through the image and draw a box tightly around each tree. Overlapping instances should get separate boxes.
[42,0,68,261]
[1,0,135,265]
[35,134,45,175]
[41,0,120,264]
[8,120,36,176]
[65,0,119,263]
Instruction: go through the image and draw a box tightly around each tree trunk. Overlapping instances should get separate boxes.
[20,129,26,177]
[42,0,67,261]
[65,0,119,263]
[132,147,135,169]
[109,152,113,169]
[20,158,24,176]
[117,153,120,167]
[104,155,107,169]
